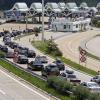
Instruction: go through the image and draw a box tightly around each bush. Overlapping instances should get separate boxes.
[33,27,40,33]
[89,93,100,100]
[96,21,100,28]
[47,76,73,94]
[71,85,90,100]
[46,39,62,57]
[0,50,6,58]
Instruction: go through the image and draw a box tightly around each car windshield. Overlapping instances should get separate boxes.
[50,65,57,68]
[51,67,59,72]
[21,50,27,53]
[88,83,99,87]
[56,60,62,63]
[20,55,27,59]
[68,75,76,78]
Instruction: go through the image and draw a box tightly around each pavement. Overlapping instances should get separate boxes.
[0,67,52,100]
[86,36,100,57]
[55,28,100,71]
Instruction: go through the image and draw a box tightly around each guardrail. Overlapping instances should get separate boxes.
[2,58,47,81]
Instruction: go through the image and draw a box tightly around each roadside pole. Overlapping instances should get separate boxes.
[26,11,28,29]
[42,0,44,41]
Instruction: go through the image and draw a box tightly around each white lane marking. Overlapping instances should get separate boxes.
[0,89,6,95]
[0,69,49,100]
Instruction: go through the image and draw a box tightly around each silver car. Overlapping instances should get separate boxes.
[81,82,100,93]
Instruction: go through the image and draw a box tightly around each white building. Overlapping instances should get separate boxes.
[4,2,29,21]
[30,2,43,15]
[50,17,91,32]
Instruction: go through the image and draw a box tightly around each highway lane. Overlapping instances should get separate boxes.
[0,67,54,100]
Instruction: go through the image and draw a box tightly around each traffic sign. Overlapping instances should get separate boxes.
[80,56,86,62]
[79,48,87,63]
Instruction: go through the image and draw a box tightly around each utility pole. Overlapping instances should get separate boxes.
[26,11,28,29]
[42,0,44,41]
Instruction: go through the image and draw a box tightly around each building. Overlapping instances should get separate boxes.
[4,2,29,21]
[50,17,91,32]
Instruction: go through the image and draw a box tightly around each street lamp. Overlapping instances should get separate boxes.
[42,0,44,41]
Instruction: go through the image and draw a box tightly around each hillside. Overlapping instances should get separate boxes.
[0,0,99,10]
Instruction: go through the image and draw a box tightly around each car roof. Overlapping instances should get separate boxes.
[85,82,97,84]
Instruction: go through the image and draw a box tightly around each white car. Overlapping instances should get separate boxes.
[81,82,100,93]
[91,75,100,84]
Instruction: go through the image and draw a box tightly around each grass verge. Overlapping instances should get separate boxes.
[0,59,70,100]
[32,41,97,76]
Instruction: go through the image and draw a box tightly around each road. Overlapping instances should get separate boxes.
[0,23,96,100]
[86,36,100,57]
[13,32,92,82]
[0,67,52,100]
[55,28,100,71]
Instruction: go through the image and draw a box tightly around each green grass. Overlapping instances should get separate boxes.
[0,59,70,100]
[32,41,97,76]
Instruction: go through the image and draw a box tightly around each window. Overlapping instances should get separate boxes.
[76,24,78,28]
[64,25,66,29]
[69,25,70,29]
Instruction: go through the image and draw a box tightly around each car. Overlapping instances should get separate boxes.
[15,55,28,64]
[27,50,36,58]
[26,29,34,33]
[60,69,74,75]
[14,46,29,56]
[53,58,65,70]
[3,36,11,45]
[60,72,81,85]
[81,82,100,93]
[35,55,48,63]
[0,44,3,50]
[27,60,44,71]
[65,69,74,74]
[0,32,5,36]
[91,75,100,84]
[6,51,14,58]
[0,45,8,53]
[41,63,60,77]
[9,42,19,49]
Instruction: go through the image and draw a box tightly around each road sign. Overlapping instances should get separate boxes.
[79,48,87,63]
[80,56,86,62]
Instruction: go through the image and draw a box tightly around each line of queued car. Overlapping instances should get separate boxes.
[1,29,100,94]
[1,30,82,84]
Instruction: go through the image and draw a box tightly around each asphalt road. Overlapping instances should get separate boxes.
[55,28,100,71]
[86,36,100,57]
[13,32,92,82]
[0,23,96,100]
[0,67,52,100]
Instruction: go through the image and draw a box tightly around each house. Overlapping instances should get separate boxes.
[50,17,91,32]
